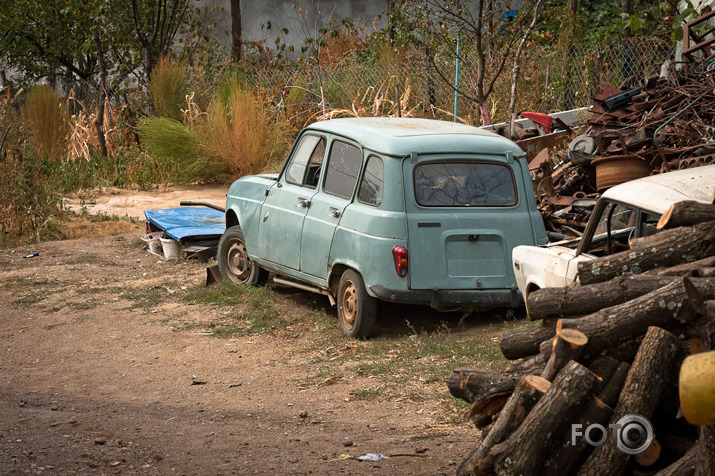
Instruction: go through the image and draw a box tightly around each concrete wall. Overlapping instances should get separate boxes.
[201,0,388,55]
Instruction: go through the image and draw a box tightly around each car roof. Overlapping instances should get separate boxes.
[601,165,715,214]
[305,117,525,157]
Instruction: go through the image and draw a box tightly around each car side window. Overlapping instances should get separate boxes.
[285,135,324,186]
[303,139,326,188]
[586,202,637,256]
[357,156,384,207]
[323,140,362,199]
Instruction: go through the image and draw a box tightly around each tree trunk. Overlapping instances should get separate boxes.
[542,396,613,476]
[528,275,677,320]
[507,0,544,118]
[93,28,108,158]
[577,221,715,285]
[500,322,556,360]
[541,328,588,381]
[579,327,682,475]
[488,361,600,475]
[559,278,708,359]
[231,0,242,62]
[658,201,715,230]
[458,375,550,476]
[597,361,630,408]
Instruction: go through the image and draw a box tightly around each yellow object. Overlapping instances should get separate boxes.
[679,350,715,425]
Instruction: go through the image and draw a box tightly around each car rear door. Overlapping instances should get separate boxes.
[403,155,536,291]
[300,138,363,278]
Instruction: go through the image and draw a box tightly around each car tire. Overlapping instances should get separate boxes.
[217,225,268,285]
[337,269,377,338]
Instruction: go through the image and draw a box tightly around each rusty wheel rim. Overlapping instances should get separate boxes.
[226,240,251,283]
[340,280,357,330]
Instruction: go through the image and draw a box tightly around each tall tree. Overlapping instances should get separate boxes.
[231,0,242,62]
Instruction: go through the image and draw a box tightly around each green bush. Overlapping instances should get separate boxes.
[138,117,227,183]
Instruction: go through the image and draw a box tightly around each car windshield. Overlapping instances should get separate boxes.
[414,162,516,207]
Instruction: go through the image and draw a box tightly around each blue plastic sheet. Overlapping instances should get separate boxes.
[144,207,225,241]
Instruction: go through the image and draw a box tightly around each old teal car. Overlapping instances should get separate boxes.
[218,117,547,337]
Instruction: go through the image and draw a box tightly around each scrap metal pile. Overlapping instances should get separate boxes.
[448,203,715,475]
[534,66,715,236]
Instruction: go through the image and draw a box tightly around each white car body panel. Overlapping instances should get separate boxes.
[512,165,715,306]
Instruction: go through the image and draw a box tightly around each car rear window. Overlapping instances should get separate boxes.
[323,140,362,199]
[414,162,517,207]
[357,156,384,206]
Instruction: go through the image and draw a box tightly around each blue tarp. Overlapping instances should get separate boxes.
[144,207,225,241]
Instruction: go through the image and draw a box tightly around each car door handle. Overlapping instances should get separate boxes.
[298,200,309,208]
[330,209,340,218]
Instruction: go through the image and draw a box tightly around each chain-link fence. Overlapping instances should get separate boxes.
[60,36,674,127]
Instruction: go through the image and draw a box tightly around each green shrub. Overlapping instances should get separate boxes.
[149,56,190,121]
[23,85,70,162]
[138,117,227,183]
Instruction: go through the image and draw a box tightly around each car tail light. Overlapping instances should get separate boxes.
[392,246,408,277]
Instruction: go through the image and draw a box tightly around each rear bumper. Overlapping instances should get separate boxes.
[369,285,523,309]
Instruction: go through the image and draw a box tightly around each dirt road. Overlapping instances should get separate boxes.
[0,213,511,474]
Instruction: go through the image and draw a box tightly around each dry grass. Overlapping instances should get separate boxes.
[317,76,420,121]
[197,84,291,177]
[149,55,189,121]
[67,90,125,161]
[23,85,70,162]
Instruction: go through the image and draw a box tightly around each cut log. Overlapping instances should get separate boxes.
[657,201,715,229]
[467,392,510,422]
[655,256,715,276]
[447,368,526,404]
[597,361,630,408]
[470,412,493,428]
[542,396,613,476]
[457,375,550,476]
[579,327,681,475]
[559,278,707,359]
[601,337,644,363]
[505,352,546,374]
[527,275,677,320]
[499,322,556,360]
[635,436,661,466]
[697,267,715,277]
[486,361,600,475]
[577,220,715,285]
[654,444,698,476]
[588,356,620,393]
[541,328,589,381]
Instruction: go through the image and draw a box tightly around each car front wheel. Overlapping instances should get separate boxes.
[337,270,377,338]
[217,225,268,285]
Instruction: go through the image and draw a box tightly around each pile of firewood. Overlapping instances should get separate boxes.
[448,201,715,475]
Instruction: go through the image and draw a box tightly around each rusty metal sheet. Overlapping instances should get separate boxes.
[516,130,572,162]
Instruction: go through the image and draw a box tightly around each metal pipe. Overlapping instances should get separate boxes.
[179,201,226,213]
[654,94,705,172]
[272,277,336,306]
[454,36,460,122]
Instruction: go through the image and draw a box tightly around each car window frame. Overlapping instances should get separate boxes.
[282,133,326,187]
[412,160,518,208]
[357,154,384,207]
[321,138,364,201]
[577,199,660,257]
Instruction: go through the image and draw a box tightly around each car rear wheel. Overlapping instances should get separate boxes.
[337,270,377,338]
[217,225,268,285]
